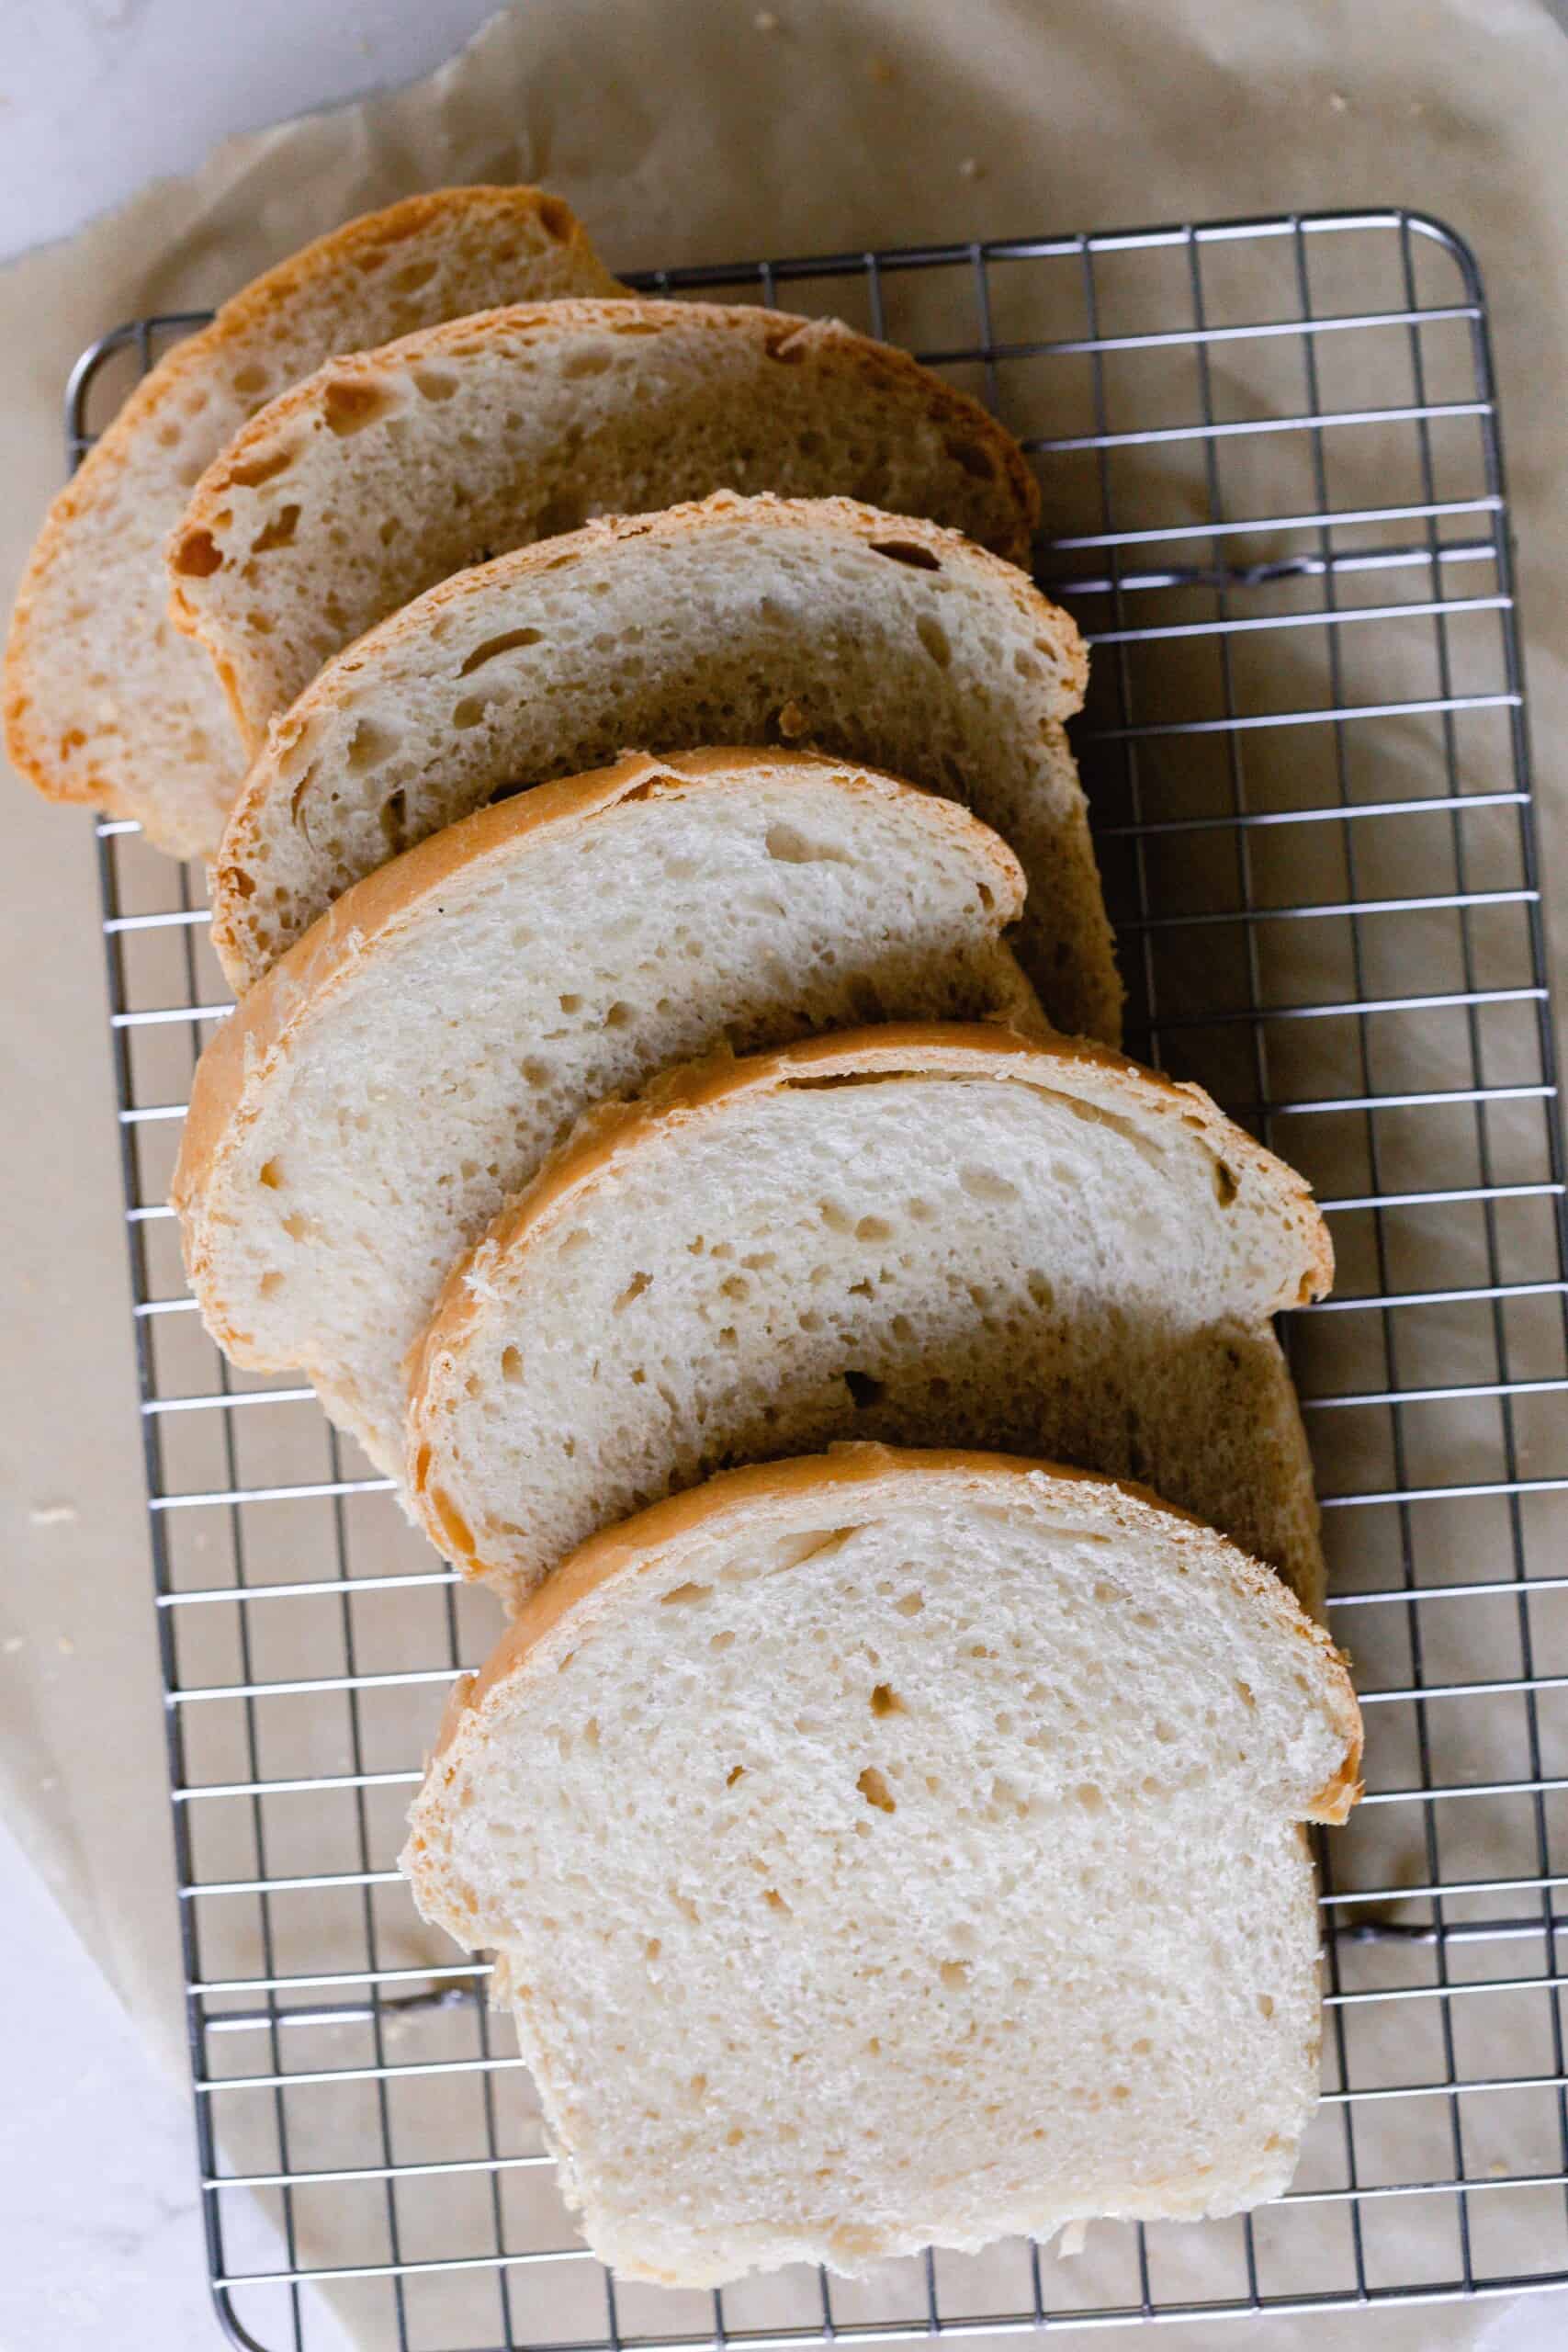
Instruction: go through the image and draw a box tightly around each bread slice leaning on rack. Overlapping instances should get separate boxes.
[409,1023,1333,1616]
[3,187,622,857]
[208,492,1112,1037]
[165,299,1042,751]
[403,1443,1362,2287]
[172,752,1036,1478]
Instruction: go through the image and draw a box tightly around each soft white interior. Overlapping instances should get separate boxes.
[170,305,1033,748]
[215,503,1110,1035]
[193,777,1026,1471]
[407,1475,1339,2283]
[417,1066,1325,1611]
[9,195,614,854]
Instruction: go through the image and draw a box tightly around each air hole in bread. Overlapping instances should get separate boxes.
[1075,1782,1105,1813]
[615,1272,652,1312]
[915,615,953,668]
[537,194,575,242]
[451,695,489,730]
[231,362,270,397]
[940,1960,970,1988]
[251,502,299,550]
[604,1001,634,1031]
[345,717,400,773]
[1026,1270,1055,1310]
[1214,1159,1240,1206]
[500,1346,523,1384]
[945,436,1000,481]
[855,1215,893,1243]
[1258,1994,1275,2019]
[412,367,460,402]
[857,1766,896,1814]
[323,377,399,435]
[257,1159,283,1190]
[869,538,942,571]
[762,1888,789,1912]
[764,823,852,865]
[458,626,544,676]
[378,789,407,853]
[843,1370,886,1409]
[870,1682,906,1717]
[660,1581,713,1607]
[563,345,614,378]
[172,529,222,578]
[258,1271,284,1298]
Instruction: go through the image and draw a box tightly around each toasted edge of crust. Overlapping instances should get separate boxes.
[166,300,1043,677]
[211,489,1086,990]
[171,751,1033,1365]
[411,1445,1362,1900]
[4,187,622,813]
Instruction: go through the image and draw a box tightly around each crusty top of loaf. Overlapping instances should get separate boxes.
[429,1443,1362,1826]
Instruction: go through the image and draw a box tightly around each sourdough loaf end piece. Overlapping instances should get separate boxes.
[404,1444,1361,2286]
[209,492,1112,1037]
[172,755,1035,1476]
[166,300,1043,750]
[409,1023,1333,1615]
[4,188,621,856]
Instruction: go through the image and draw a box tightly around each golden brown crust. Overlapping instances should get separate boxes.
[427,1443,1361,1827]
[171,752,1030,1352]
[404,1021,1335,1473]
[4,188,621,817]
[212,490,1085,989]
[167,300,1042,664]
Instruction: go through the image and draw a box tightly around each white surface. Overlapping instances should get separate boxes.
[0,6,1565,2349]
[0,1813,355,2352]
[0,0,501,266]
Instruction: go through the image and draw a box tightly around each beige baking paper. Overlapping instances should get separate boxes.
[4,3,1568,2346]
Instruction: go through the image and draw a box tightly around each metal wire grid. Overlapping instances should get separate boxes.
[73,208,1568,2346]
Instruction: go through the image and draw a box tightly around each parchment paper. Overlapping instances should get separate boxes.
[4,4,1568,2345]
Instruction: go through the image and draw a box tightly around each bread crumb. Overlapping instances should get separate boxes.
[57,1634,75,1656]
[3,1635,23,1655]
[28,1502,78,1527]
[753,7,779,28]
[1057,2218,1089,2257]
[39,1775,58,1792]
[959,157,983,182]
[867,53,896,85]
[1489,2158,1508,2178]
[777,698,809,740]
[1328,90,1348,113]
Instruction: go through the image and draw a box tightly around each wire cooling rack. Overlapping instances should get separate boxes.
[75,209,1568,2346]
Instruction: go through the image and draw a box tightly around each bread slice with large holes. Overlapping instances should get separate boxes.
[403,1442,1362,2287]
[4,188,621,857]
[172,754,1036,1476]
[408,1024,1333,1616]
[166,300,1042,752]
[208,492,1110,1036]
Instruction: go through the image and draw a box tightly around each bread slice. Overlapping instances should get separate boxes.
[172,754,1035,1476]
[409,1024,1333,1616]
[209,494,1111,1039]
[3,188,621,858]
[166,300,1042,752]
[403,1442,1362,2286]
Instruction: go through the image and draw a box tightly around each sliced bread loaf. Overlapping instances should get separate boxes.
[4,187,621,856]
[166,300,1042,752]
[409,1024,1333,1615]
[403,1443,1361,2286]
[172,755,1034,1476]
[209,492,1111,1036]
